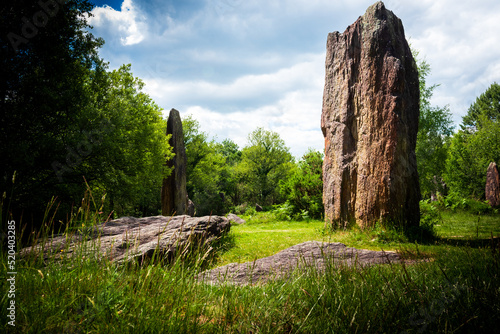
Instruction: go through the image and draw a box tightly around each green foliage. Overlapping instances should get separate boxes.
[444,83,500,199]
[444,131,485,198]
[239,127,294,206]
[413,51,454,199]
[183,116,247,216]
[462,82,500,130]
[5,207,500,333]
[435,192,493,215]
[408,200,439,242]
[91,65,173,216]
[0,2,173,224]
[271,202,295,221]
[182,116,227,215]
[0,0,106,223]
[279,149,324,219]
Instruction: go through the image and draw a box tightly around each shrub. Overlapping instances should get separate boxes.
[438,193,493,214]
[404,200,439,243]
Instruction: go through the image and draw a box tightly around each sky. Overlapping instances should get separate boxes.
[88,0,500,158]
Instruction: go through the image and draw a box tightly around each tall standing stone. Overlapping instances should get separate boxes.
[486,162,500,208]
[161,109,188,216]
[321,2,420,228]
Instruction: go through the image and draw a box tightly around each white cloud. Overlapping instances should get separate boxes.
[90,0,147,45]
[145,53,322,103]
[166,77,325,158]
[143,51,325,158]
[408,0,500,121]
[89,0,500,155]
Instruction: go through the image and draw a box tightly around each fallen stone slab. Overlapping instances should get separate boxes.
[226,213,246,224]
[199,241,400,285]
[21,215,230,264]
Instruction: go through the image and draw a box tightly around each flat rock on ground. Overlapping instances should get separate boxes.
[199,241,401,285]
[21,215,230,264]
[226,213,246,224]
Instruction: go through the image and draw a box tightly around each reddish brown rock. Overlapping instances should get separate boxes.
[161,109,188,215]
[321,2,420,229]
[486,162,500,208]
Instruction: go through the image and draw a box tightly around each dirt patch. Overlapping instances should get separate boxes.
[198,241,402,285]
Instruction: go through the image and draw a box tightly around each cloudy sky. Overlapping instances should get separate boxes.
[88,0,500,158]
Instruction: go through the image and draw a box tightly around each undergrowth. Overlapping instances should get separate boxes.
[1,195,499,333]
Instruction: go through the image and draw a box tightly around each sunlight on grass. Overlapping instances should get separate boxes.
[436,211,500,239]
[216,220,326,265]
[3,207,499,333]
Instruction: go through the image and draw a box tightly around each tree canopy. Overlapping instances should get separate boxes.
[1,1,172,225]
[444,83,500,199]
[413,51,454,199]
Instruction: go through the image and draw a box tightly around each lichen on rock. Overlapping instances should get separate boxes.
[321,1,420,229]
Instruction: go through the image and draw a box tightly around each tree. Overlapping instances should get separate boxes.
[239,128,294,206]
[413,51,454,199]
[0,1,173,224]
[445,83,500,199]
[182,116,227,215]
[90,65,173,216]
[279,149,324,218]
[0,0,106,224]
[444,131,484,198]
[215,139,243,208]
[462,82,500,130]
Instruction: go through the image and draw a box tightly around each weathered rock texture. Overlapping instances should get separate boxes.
[486,162,500,208]
[187,196,196,216]
[321,1,420,228]
[161,108,188,216]
[21,215,230,263]
[227,213,246,224]
[199,241,400,285]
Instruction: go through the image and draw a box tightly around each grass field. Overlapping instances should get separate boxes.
[1,207,499,333]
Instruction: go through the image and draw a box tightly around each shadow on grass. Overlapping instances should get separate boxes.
[437,235,500,249]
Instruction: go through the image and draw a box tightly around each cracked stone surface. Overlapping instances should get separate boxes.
[21,215,230,263]
[199,241,400,285]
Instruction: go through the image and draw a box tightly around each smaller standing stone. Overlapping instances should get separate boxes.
[486,162,500,208]
[187,197,196,217]
[161,108,188,216]
[256,204,263,212]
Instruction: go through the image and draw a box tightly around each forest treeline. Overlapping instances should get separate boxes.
[1,1,499,228]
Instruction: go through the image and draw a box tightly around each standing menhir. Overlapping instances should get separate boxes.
[321,2,421,229]
[486,162,500,208]
[161,108,188,216]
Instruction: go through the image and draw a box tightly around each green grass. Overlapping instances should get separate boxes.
[436,210,500,239]
[2,208,500,333]
[216,219,326,265]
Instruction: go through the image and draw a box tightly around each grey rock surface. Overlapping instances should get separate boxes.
[226,213,246,224]
[22,215,230,263]
[161,108,188,215]
[199,241,400,285]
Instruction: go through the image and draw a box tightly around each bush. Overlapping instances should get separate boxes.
[437,193,493,214]
[405,200,439,243]
[271,202,294,221]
